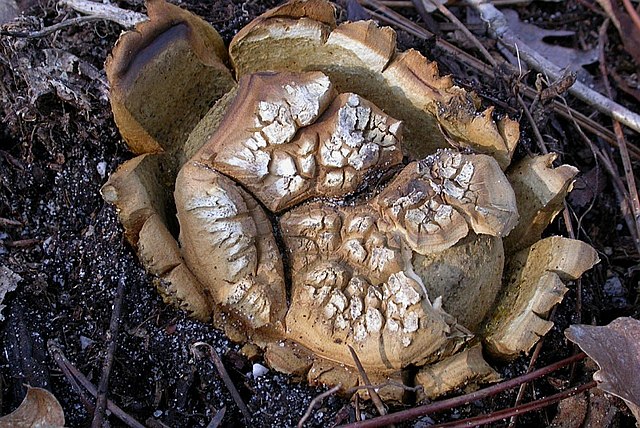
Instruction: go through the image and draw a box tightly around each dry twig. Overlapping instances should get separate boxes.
[357,0,637,159]
[190,342,252,424]
[348,345,387,417]
[48,341,146,428]
[431,381,597,428]
[297,384,343,428]
[60,0,146,27]
[0,15,106,37]
[336,352,586,427]
[92,275,127,428]
[598,19,640,255]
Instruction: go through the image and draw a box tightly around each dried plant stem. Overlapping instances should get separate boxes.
[621,0,640,31]
[507,306,558,427]
[0,15,106,38]
[423,0,555,158]
[337,353,586,427]
[570,111,640,256]
[348,345,387,417]
[598,20,640,254]
[425,0,497,66]
[48,341,146,428]
[298,384,343,428]
[431,381,597,428]
[466,0,640,134]
[191,342,252,424]
[92,276,127,428]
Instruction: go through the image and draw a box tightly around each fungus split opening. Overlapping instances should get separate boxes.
[101,0,599,400]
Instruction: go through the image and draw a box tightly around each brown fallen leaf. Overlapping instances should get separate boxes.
[0,386,65,427]
[565,317,640,424]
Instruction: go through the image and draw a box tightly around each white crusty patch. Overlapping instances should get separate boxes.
[284,75,332,126]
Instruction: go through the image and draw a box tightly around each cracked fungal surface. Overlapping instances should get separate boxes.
[177,70,519,374]
[102,0,600,401]
[208,72,404,212]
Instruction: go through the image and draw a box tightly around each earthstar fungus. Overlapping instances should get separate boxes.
[102,0,599,400]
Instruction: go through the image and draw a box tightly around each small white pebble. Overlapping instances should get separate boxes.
[252,363,269,378]
[153,410,162,417]
[96,161,107,178]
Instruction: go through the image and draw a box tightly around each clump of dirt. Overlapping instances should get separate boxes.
[0,0,638,427]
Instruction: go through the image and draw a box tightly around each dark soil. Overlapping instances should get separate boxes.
[0,0,638,427]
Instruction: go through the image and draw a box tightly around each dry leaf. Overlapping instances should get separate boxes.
[0,264,21,321]
[504,9,597,81]
[565,317,640,424]
[0,386,65,427]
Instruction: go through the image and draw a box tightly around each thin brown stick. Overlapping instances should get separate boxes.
[0,217,22,227]
[426,0,497,66]
[346,381,423,395]
[507,306,558,427]
[337,353,586,427]
[50,345,96,415]
[92,276,127,428]
[518,94,549,154]
[622,0,640,31]
[348,345,387,417]
[48,341,146,428]
[598,19,640,254]
[431,381,597,428]
[297,384,343,428]
[560,95,640,258]
[191,342,252,424]
[4,238,39,248]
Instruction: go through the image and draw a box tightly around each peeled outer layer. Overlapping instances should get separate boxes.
[416,345,500,400]
[105,0,235,155]
[100,154,173,247]
[483,236,599,359]
[100,154,212,320]
[228,0,519,168]
[504,153,578,253]
[198,71,404,212]
[174,161,286,332]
